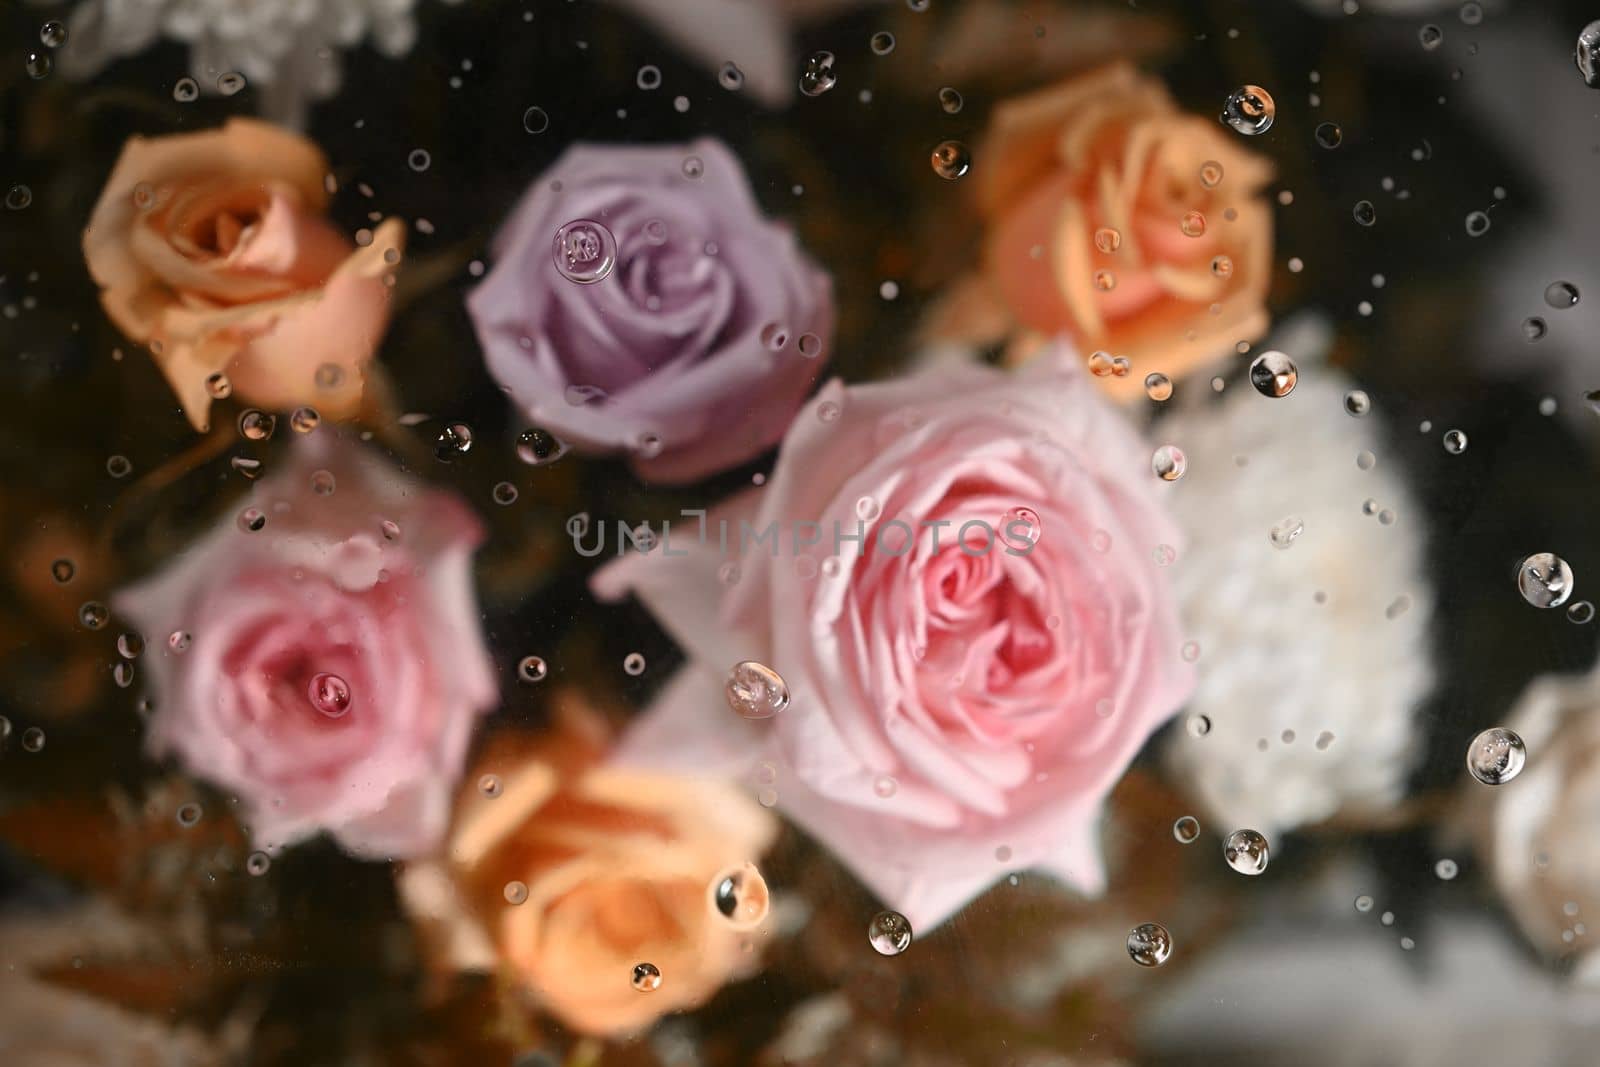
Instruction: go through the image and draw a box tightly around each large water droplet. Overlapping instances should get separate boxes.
[708,862,771,930]
[1249,351,1298,398]
[516,427,568,466]
[1152,445,1187,482]
[1127,922,1173,966]
[1442,429,1468,454]
[1578,21,1600,87]
[1545,280,1580,308]
[1420,23,1444,50]
[930,140,971,180]
[631,962,662,991]
[799,51,837,96]
[999,506,1043,551]
[1466,727,1526,785]
[1344,389,1372,416]
[868,910,913,955]
[39,20,67,48]
[434,422,474,461]
[308,673,352,718]
[1223,829,1269,875]
[725,661,790,719]
[25,51,53,79]
[1145,373,1173,402]
[552,220,616,284]
[1518,552,1574,608]
[1220,85,1275,135]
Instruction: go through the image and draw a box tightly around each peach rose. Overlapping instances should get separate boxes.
[932,63,1274,401]
[400,707,778,1038]
[83,119,403,431]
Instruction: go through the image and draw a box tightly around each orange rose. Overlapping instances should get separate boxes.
[83,119,403,431]
[400,709,778,1038]
[933,63,1274,401]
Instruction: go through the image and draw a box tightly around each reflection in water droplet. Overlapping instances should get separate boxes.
[1145,373,1173,402]
[434,422,474,461]
[552,220,616,284]
[5,184,33,210]
[1567,600,1595,624]
[1352,200,1377,227]
[1127,922,1173,966]
[870,31,896,56]
[1094,227,1122,253]
[237,507,266,532]
[930,140,971,180]
[176,803,202,827]
[1355,894,1374,912]
[1199,160,1224,188]
[1314,122,1343,149]
[40,20,68,47]
[516,427,568,466]
[1465,211,1491,237]
[1180,211,1206,238]
[1579,22,1600,87]
[999,506,1042,551]
[708,862,770,930]
[51,559,75,583]
[1467,727,1526,784]
[799,51,837,96]
[21,727,45,753]
[1269,516,1304,549]
[1518,552,1574,608]
[504,880,529,905]
[1420,24,1444,50]
[308,672,352,718]
[1442,429,1468,454]
[1173,816,1201,843]
[1344,389,1372,416]
[25,52,53,79]
[868,910,913,955]
[623,652,647,676]
[1223,829,1269,875]
[290,406,320,433]
[173,77,199,102]
[1249,351,1298,398]
[518,656,548,684]
[1152,445,1187,482]
[239,410,276,441]
[1220,85,1275,135]
[246,851,271,876]
[938,87,963,113]
[725,662,790,719]
[1187,714,1211,738]
[631,962,662,990]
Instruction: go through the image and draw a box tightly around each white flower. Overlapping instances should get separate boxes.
[57,0,456,128]
[1469,661,1600,982]
[1160,318,1435,839]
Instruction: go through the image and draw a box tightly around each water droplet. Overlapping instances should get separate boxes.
[999,506,1043,551]
[1220,85,1276,135]
[870,31,896,55]
[797,333,824,359]
[1173,816,1201,843]
[1344,389,1372,416]
[51,558,74,583]
[1180,211,1206,238]
[1352,200,1377,227]
[492,481,519,505]
[636,65,661,91]
[246,851,271,876]
[1187,714,1212,738]
[631,962,662,990]
[116,632,144,659]
[1094,227,1122,253]
[1199,160,1224,188]
[873,775,898,798]
[314,362,347,390]
[725,661,790,719]
[1127,922,1173,966]
[1459,2,1483,26]
[1314,122,1343,149]
[1355,894,1374,912]
[1567,600,1595,624]
[504,880,529,905]
[518,655,548,683]
[5,184,32,211]
[623,652,647,676]
[552,219,616,284]
[1522,316,1548,342]
[434,422,474,461]
[308,672,352,718]
[1211,255,1234,279]
[1420,24,1444,50]
[380,519,402,542]
[39,20,67,48]
[1152,445,1187,482]
[1223,829,1270,875]
[1181,640,1201,663]
[407,149,432,173]
[522,106,551,133]
[205,373,233,399]
[1145,373,1173,401]
[938,87,963,114]
[217,71,246,96]
[79,601,108,630]
[708,863,770,930]
[238,410,276,441]
[759,322,790,351]
[1518,552,1574,608]
[106,455,132,478]
[176,803,202,827]
[1545,280,1580,309]
[1435,858,1459,880]
[817,400,842,422]
[930,140,971,180]
[167,630,193,654]
[1578,21,1600,87]
[681,155,704,180]
[1269,516,1305,549]
[478,774,503,798]
[173,77,199,102]
[1466,726,1526,785]
[25,52,52,79]
[20,726,45,752]
[1442,429,1468,454]
[718,62,745,90]
[868,910,913,955]
[513,427,568,467]
[1249,351,1298,398]
[799,51,837,96]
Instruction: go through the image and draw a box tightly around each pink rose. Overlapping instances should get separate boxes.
[114,436,496,858]
[593,347,1194,929]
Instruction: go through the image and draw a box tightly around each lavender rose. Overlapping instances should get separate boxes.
[467,138,834,484]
